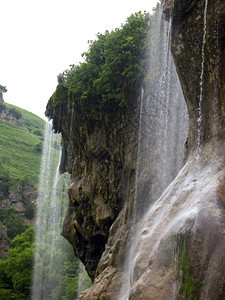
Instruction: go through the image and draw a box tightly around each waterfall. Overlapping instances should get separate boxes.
[32,122,68,299]
[32,122,90,300]
[76,261,89,298]
[119,5,189,299]
[211,0,220,137]
[197,0,208,153]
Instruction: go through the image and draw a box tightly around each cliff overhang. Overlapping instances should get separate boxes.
[46,90,139,280]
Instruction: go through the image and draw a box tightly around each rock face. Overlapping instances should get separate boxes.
[170,0,225,148]
[0,92,3,103]
[0,104,22,125]
[128,0,225,299]
[46,0,225,298]
[0,223,10,256]
[46,91,139,280]
[0,180,37,227]
[129,143,225,300]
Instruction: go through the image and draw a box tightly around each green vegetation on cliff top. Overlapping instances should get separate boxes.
[0,102,45,184]
[50,11,155,110]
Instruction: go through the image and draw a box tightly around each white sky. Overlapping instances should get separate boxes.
[1,0,158,119]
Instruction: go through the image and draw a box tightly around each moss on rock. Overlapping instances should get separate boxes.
[177,234,200,300]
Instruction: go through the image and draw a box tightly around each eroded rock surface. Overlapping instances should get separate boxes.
[171,0,225,147]
[0,222,10,256]
[0,104,22,125]
[129,143,225,299]
[0,180,37,227]
[127,0,225,299]
[46,92,139,280]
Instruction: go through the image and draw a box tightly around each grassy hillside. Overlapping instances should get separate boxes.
[0,102,45,184]
[0,102,46,241]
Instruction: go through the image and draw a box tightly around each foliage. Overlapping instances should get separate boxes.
[178,234,200,300]
[57,11,153,107]
[0,85,7,93]
[34,141,43,153]
[8,108,22,120]
[0,227,34,299]
[0,226,91,299]
[34,234,91,299]
[0,207,27,240]
[0,102,45,183]
[4,102,45,138]
[32,128,44,138]
[33,171,91,299]
[0,119,43,183]
[53,83,68,107]
[0,102,45,252]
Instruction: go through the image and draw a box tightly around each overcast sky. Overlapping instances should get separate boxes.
[1,0,158,119]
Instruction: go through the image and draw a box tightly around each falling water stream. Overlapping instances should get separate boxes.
[32,122,90,299]
[32,122,69,299]
[211,0,220,137]
[197,0,208,153]
[120,6,189,299]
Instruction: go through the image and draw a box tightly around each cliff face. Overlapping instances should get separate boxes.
[127,0,225,299]
[168,0,225,148]
[0,180,37,226]
[46,0,225,298]
[46,92,139,280]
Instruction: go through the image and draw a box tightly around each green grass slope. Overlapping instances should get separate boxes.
[0,102,45,184]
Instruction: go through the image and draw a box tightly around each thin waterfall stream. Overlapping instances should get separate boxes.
[197,0,208,153]
[32,122,90,300]
[119,5,189,299]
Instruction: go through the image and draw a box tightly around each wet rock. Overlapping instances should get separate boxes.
[169,0,225,148]
[80,0,225,298]
[46,91,139,280]
[129,143,225,299]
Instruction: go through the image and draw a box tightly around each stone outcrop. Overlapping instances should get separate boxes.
[170,0,225,148]
[0,103,22,125]
[46,0,225,298]
[129,142,225,300]
[0,222,10,256]
[46,91,139,280]
[127,0,225,299]
[0,180,37,227]
[0,92,3,103]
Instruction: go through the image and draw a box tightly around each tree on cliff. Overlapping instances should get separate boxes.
[0,85,7,103]
[55,12,152,107]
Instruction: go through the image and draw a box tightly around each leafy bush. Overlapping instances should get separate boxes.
[32,128,44,137]
[0,227,34,299]
[34,141,43,153]
[56,11,153,107]
[0,227,91,299]
[0,207,27,240]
